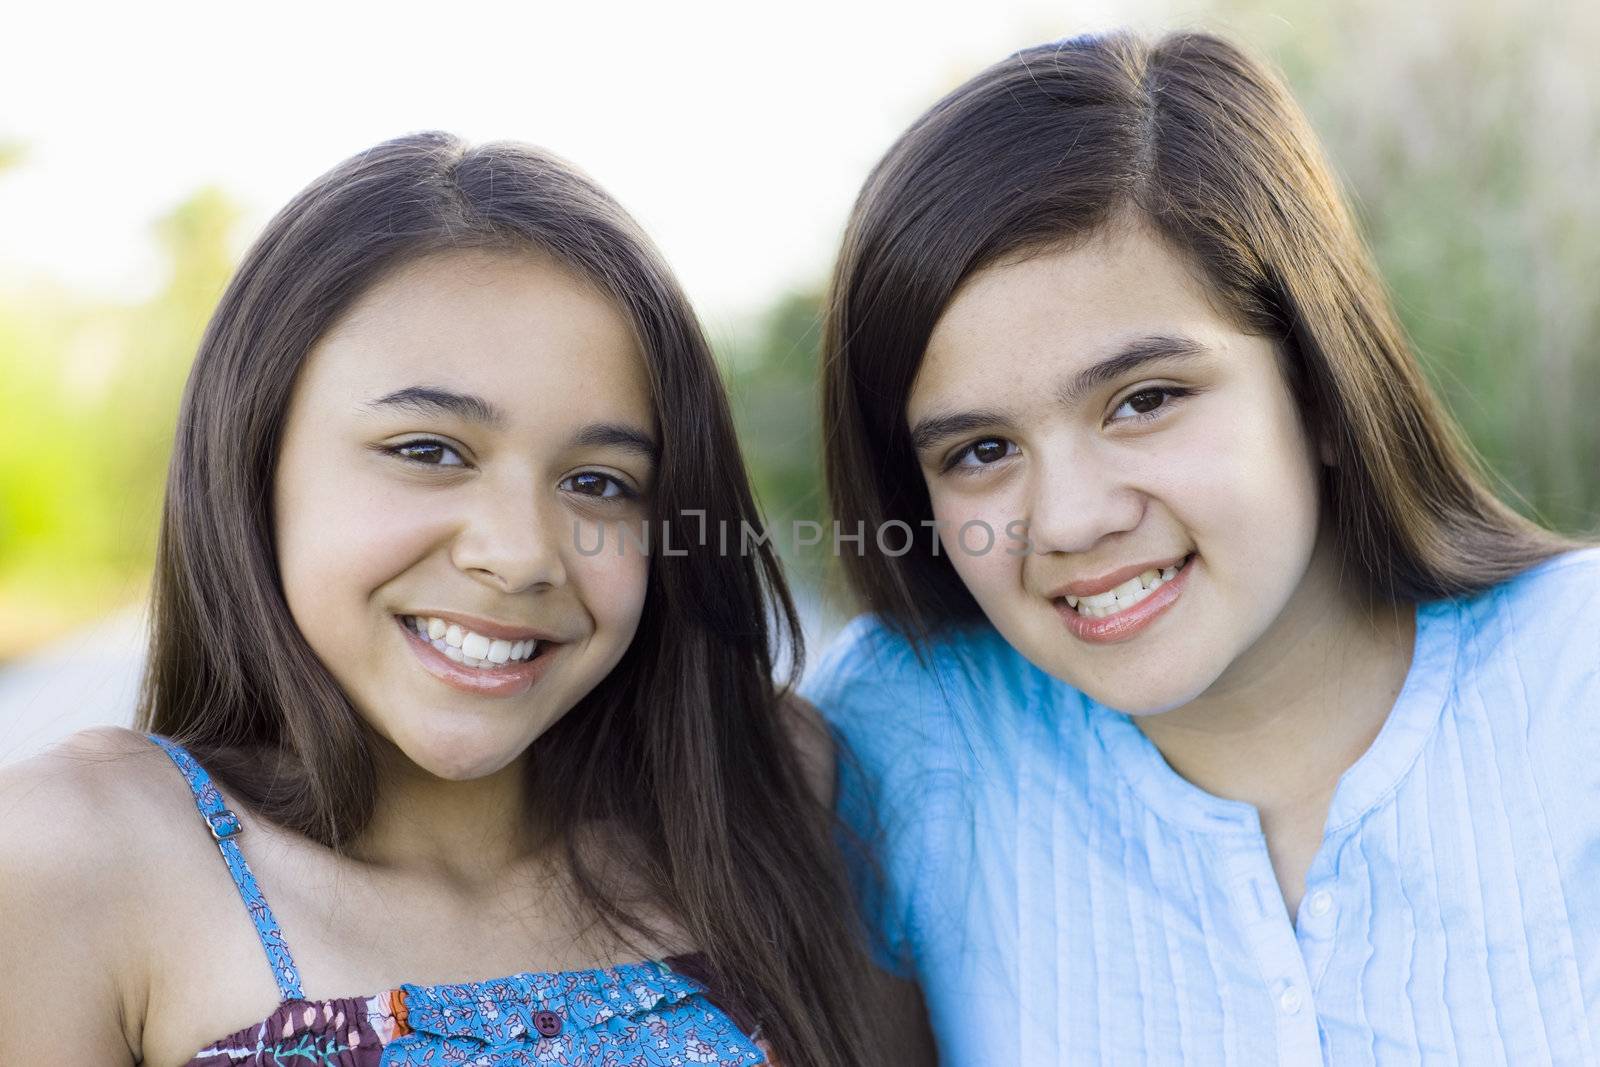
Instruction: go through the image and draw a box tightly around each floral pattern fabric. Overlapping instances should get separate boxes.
[148,736,775,1067]
[183,962,773,1066]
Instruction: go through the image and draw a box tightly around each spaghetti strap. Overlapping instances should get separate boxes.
[147,734,306,1002]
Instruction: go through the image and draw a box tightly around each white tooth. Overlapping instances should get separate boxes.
[1083,590,1117,609]
[428,617,446,639]
[1112,577,1144,600]
[462,632,490,659]
[1065,596,1079,609]
[524,640,539,660]
[1139,570,1159,589]
[515,640,531,660]
[431,638,449,652]
[444,645,464,662]
[487,639,511,664]
[1162,566,1177,580]
[445,624,464,648]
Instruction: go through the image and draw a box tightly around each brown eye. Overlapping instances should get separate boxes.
[389,440,465,466]
[948,437,1018,472]
[561,471,636,500]
[972,439,1009,463]
[1125,390,1166,414]
[1111,386,1192,424]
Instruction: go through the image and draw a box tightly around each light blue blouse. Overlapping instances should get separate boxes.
[802,547,1600,1066]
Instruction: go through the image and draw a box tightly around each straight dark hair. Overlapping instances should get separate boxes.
[822,29,1591,644]
[136,131,876,1066]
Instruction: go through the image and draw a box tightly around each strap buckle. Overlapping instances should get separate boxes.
[207,809,244,841]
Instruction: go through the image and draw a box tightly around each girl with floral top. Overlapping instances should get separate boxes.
[0,132,883,1067]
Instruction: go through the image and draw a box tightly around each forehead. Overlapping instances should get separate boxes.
[915,223,1241,401]
[302,247,652,422]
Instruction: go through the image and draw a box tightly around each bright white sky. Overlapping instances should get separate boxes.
[1,0,1138,331]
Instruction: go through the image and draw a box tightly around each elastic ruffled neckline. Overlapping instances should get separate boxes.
[181,953,771,1067]
[398,956,708,1044]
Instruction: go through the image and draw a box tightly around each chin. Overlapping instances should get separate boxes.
[388,718,532,782]
[1057,659,1212,717]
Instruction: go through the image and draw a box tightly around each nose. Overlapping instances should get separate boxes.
[1023,437,1144,557]
[450,483,568,594]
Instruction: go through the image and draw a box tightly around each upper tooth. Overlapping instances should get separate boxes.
[487,639,512,664]
[1112,577,1144,600]
[1161,565,1177,580]
[461,632,491,660]
[1139,569,1160,589]
[1065,596,1080,608]
[428,617,446,639]
[444,624,464,648]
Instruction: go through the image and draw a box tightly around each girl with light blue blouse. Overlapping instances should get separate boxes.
[802,29,1600,1066]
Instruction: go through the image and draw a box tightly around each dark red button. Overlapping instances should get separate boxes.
[533,1010,563,1038]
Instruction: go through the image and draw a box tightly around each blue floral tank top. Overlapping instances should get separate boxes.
[147,734,774,1066]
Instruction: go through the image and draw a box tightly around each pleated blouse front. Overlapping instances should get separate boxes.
[803,548,1600,1066]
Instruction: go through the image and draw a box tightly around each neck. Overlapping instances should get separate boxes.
[1133,544,1417,820]
[349,741,549,888]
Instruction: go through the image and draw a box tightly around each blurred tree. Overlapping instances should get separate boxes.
[0,187,240,657]
[1170,0,1600,533]
[722,290,831,585]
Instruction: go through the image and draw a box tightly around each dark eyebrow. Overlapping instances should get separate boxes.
[364,389,656,460]
[364,386,505,428]
[908,334,1210,456]
[569,422,659,460]
[909,408,1018,455]
[1054,334,1210,408]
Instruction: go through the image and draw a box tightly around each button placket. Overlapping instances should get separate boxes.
[1218,834,1323,1065]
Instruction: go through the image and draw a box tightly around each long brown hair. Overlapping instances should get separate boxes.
[136,132,876,1066]
[822,29,1591,644]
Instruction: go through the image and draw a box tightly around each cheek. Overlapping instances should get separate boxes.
[564,536,649,649]
[274,455,443,653]
[928,481,1026,608]
[1148,386,1324,604]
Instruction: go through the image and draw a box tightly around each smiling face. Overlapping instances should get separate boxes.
[908,220,1337,715]
[273,247,655,781]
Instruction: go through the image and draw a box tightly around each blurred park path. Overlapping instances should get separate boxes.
[0,604,145,765]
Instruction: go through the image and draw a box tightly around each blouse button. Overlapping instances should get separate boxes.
[533,1010,564,1037]
[1279,986,1304,1015]
[1308,890,1334,918]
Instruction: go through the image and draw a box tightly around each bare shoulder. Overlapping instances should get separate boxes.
[5,721,201,823]
[0,725,196,916]
[777,690,837,809]
[0,726,183,1063]
[0,725,173,851]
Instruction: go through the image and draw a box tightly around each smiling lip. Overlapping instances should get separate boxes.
[401,610,560,643]
[396,616,558,697]
[1052,553,1197,645]
[1047,552,1195,600]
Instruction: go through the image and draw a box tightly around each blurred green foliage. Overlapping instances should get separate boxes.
[1,0,1596,657]
[1194,0,1600,533]
[0,181,240,656]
